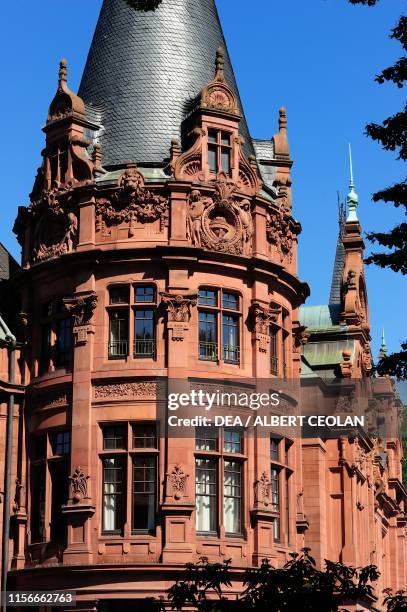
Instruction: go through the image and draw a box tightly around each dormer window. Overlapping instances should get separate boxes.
[208,130,232,175]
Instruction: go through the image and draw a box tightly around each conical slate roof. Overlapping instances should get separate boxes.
[79,0,253,168]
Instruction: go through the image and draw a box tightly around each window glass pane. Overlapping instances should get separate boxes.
[196,426,217,451]
[270,328,278,375]
[208,129,217,143]
[224,429,242,454]
[132,456,156,531]
[103,457,125,533]
[199,311,218,360]
[50,459,69,543]
[55,317,72,368]
[285,440,291,464]
[134,286,155,303]
[270,468,280,511]
[30,463,46,542]
[195,458,217,532]
[132,424,156,448]
[31,434,46,460]
[270,438,279,461]
[134,310,155,357]
[103,425,127,450]
[109,286,129,304]
[285,472,290,544]
[222,314,239,363]
[222,292,238,310]
[198,289,217,307]
[109,311,129,358]
[51,431,70,455]
[221,148,231,175]
[208,145,217,173]
[224,461,241,534]
[221,132,230,146]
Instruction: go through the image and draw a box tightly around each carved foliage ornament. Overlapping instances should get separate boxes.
[70,467,89,502]
[160,293,197,323]
[63,292,98,327]
[266,209,295,263]
[168,464,188,501]
[187,180,253,256]
[95,164,168,233]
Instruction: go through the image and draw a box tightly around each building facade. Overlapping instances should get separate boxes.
[1,0,406,610]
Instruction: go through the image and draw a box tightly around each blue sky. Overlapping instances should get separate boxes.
[0,0,405,361]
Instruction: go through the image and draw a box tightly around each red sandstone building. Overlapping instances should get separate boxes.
[0,0,406,610]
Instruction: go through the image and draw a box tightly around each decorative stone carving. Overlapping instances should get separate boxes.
[187,181,253,255]
[32,390,70,411]
[95,164,168,235]
[14,186,79,263]
[250,302,280,352]
[94,380,158,399]
[69,467,90,503]
[254,472,272,507]
[167,464,188,501]
[200,48,240,116]
[13,478,24,513]
[64,291,98,345]
[266,209,295,263]
[160,292,197,341]
[340,349,353,378]
[292,323,309,354]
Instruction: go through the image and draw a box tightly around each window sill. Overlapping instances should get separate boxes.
[196,531,218,538]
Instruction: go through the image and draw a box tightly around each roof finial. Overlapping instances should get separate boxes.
[279,106,287,133]
[58,58,68,90]
[346,143,359,222]
[215,47,225,81]
[378,328,388,359]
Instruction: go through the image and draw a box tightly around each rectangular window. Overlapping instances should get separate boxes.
[31,434,47,461]
[208,145,218,173]
[51,431,70,456]
[102,457,125,533]
[207,130,232,176]
[55,317,72,369]
[195,458,217,533]
[132,456,156,531]
[270,328,278,375]
[50,460,69,543]
[30,463,46,542]
[224,461,242,534]
[199,311,218,360]
[221,148,231,175]
[108,311,129,359]
[271,467,280,541]
[109,286,130,305]
[134,309,155,358]
[103,425,127,450]
[134,286,155,303]
[132,424,157,449]
[198,289,218,307]
[270,438,279,461]
[222,314,239,363]
[196,427,217,451]
[224,429,242,454]
[222,292,238,310]
[285,472,290,544]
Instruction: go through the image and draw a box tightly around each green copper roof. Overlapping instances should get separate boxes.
[299,304,342,330]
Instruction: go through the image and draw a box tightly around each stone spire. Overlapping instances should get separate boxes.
[378,328,388,360]
[78,0,253,168]
[329,193,346,305]
[346,143,359,222]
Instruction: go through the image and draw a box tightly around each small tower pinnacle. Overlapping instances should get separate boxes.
[378,328,388,360]
[215,47,225,82]
[58,58,68,89]
[346,143,359,222]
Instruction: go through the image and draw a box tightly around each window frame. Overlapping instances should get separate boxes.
[269,435,293,545]
[198,287,241,366]
[207,129,233,177]
[195,427,245,538]
[39,298,73,375]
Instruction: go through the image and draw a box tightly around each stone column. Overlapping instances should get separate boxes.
[62,289,97,564]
